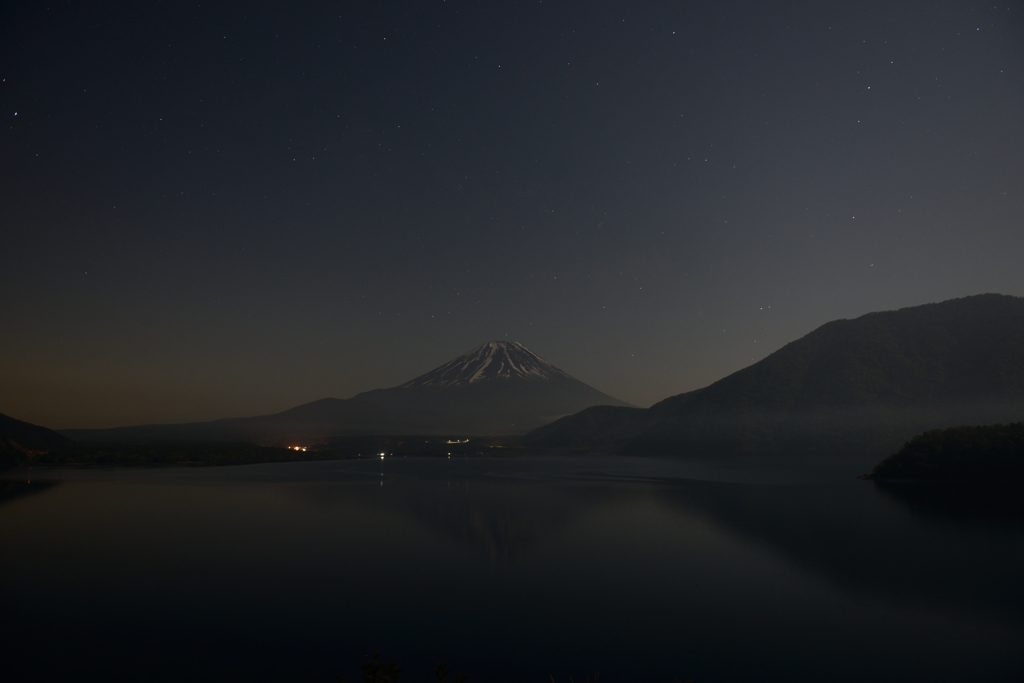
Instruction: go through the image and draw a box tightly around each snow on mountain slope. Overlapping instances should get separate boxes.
[352,341,633,434]
[400,341,573,387]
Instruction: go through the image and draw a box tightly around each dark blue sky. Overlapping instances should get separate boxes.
[2,0,1022,428]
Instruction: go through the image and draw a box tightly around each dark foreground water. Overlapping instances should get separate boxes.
[1,456,1022,682]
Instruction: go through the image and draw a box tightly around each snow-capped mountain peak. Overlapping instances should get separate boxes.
[400,341,572,388]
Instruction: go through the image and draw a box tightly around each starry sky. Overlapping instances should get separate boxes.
[2,0,1023,429]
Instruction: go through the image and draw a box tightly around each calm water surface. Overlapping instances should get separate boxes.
[1,456,1022,682]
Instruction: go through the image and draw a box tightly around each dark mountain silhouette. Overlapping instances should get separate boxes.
[351,341,633,434]
[62,398,413,444]
[0,412,76,458]
[526,294,1024,467]
[63,341,629,443]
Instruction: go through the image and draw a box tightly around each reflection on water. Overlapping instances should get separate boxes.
[389,480,580,565]
[0,457,1022,683]
[875,480,1024,525]
[656,480,1024,620]
[0,479,57,506]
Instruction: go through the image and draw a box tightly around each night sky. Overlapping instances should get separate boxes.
[2,1,1022,429]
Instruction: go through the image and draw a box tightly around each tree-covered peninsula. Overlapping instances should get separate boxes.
[869,422,1024,481]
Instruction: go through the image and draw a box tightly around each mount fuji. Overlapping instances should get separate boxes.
[62,341,631,443]
[352,341,634,434]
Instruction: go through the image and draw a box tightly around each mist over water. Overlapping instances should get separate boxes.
[1,457,1022,682]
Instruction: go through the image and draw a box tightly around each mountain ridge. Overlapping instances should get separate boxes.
[62,397,414,443]
[525,294,1024,469]
[0,413,76,456]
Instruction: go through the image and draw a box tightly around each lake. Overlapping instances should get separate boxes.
[1,456,1022,682]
